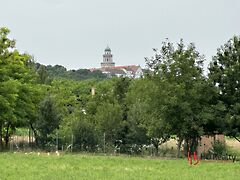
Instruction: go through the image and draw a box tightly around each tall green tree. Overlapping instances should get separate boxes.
[209,35,240,142]
[145,40,213,156]
[0,27,40,149]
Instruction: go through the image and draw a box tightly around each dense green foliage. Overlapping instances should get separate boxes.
[35,63,107,81]
[0,27,44,150]
[0,27,240,155]
[0,153,239,180]
[144,40,216,155]
[209,36,240,142]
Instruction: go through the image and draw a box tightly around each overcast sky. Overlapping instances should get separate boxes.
[0,0,239,70]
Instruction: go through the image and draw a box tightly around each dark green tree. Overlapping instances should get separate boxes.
[95,103,122,145]
[209,35,240,142]
[35,95,61,147]
[37,65,52,84]
[72,114,99,152]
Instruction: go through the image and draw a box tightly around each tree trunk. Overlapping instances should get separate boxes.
[4,123,10,149]
[0,123,2,151]
[234,136,240,143]
[30,123,38,146]
[154,144,159,156]
[177,138,183,158]
[152,139,159,156]
[184,139,190,157]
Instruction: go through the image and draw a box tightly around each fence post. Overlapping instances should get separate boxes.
[103,132,106,154]
[56,131,59,151]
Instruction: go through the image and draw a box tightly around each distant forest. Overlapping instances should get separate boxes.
[35,63,107,81]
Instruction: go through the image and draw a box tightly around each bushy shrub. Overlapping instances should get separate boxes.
[72,119,99,152]
[211,140,227,156]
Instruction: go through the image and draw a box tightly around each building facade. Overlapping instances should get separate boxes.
[97,46,143,78]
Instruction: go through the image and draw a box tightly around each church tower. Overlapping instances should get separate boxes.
[101,46,115,68]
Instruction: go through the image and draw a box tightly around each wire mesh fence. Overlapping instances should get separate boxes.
[8,134,169,157]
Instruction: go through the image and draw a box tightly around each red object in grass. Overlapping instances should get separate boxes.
[193,151,197,161]
[188,151,192,165]
[193,151,199,165]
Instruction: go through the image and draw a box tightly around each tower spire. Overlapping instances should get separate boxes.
[101,46,115,68]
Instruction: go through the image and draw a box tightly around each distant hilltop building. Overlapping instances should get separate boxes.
[91,46,143,78]
[101,46,115,67]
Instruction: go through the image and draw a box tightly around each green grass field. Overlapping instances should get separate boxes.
[0,153,239,180]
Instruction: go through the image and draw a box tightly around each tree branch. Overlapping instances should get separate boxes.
[234,136,240,143]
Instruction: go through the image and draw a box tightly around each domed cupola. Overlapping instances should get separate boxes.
[105,46,111,52]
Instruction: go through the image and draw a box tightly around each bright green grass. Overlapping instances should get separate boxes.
[0,153,239,180]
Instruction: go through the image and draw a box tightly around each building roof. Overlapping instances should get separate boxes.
[108,65,141,73]
[105,46,111,52]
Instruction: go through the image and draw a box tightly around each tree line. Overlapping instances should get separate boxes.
[36,63,107,82]
[0,27,239,155]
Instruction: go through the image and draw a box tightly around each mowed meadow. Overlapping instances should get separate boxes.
[0,153,239,180]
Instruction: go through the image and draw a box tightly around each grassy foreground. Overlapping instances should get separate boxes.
[0,153,239,180]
